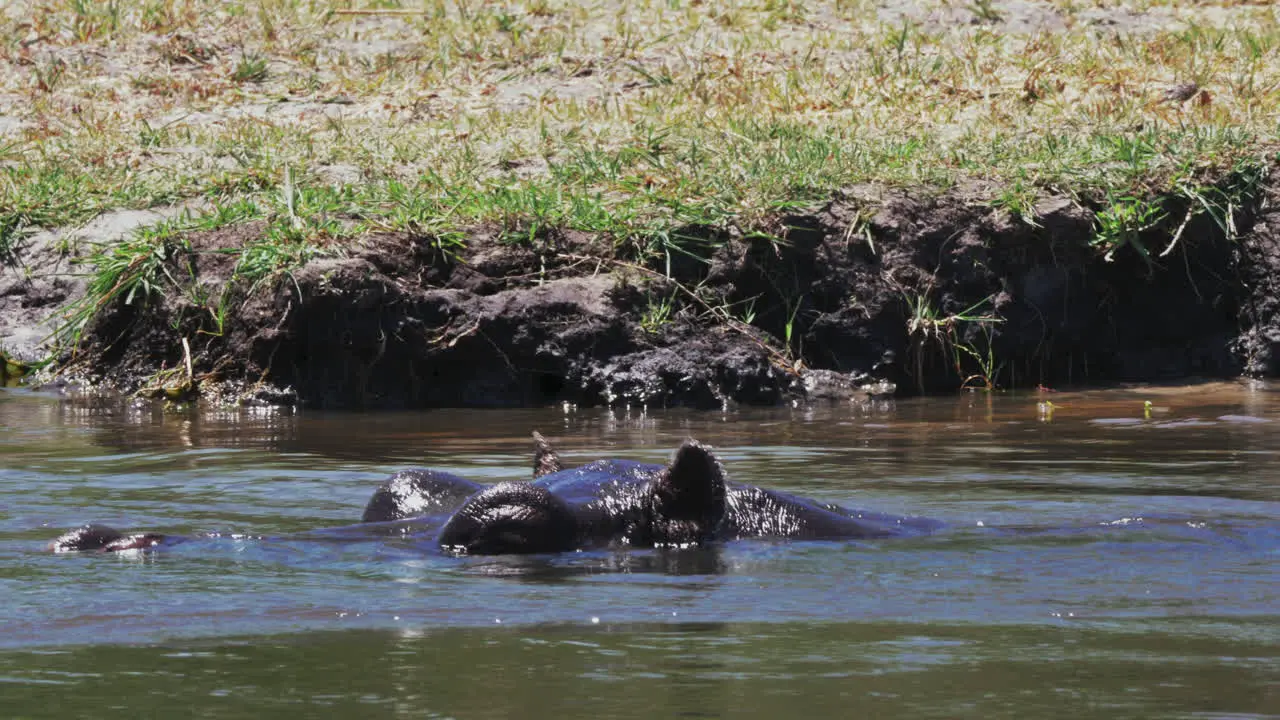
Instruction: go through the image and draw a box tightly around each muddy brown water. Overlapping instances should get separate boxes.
[1,383,1277,718]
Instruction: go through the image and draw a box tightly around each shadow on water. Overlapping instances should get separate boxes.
[452,546,731,582]
[1,381,1278,717]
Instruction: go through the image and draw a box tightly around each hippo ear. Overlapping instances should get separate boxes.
[532,431,562,479]
[648,440,728,546]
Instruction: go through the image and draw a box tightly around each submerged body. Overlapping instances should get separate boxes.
[52,434,936,555]
[434,458,928,554]
[391,436,935,554]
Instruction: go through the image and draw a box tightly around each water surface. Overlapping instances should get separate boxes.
[1,383,1277,717]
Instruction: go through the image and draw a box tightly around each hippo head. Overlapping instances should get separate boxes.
[361,469,481,523]
[437,439,729,555]
[643,440,728,548]
[438,482,579,555]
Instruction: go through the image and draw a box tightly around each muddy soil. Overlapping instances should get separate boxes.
[5,173,1273,409]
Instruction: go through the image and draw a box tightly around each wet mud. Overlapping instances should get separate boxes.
[9,178,1280,409]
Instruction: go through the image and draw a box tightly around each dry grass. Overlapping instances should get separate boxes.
[2,0,1277,259]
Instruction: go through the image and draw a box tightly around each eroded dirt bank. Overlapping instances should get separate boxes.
[10,178,1280,409]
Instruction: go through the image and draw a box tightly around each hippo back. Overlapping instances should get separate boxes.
[531,460,660,506]
[722,485,936,541]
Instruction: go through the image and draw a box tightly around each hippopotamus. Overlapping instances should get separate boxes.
[51,433,935,555]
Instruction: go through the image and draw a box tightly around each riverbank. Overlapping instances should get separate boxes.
[2,1,1278,407]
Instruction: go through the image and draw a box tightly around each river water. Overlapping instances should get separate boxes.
[1,383,1276,718]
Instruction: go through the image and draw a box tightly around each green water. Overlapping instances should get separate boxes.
[6,622,1275,718]
[1,383,1277,718]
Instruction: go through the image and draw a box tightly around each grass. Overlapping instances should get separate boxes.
[1,0,1277,355]
[53,183,346,345]
[1092,192,1167,264]
[904,292,1005,392]
[640,289,677,334]
[230,52,269,83]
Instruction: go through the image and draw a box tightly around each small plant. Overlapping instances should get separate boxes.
[990,181,1041,227]
[782,298,803,362]
[181,281,231,338]
[137,119,171,148]
[494,11,526,40]
[953,323,1004,391]
[904,292,1004,392]
[231,53,269,83]
[140,0,174,32]
[235,239,322,288]
[640,291,677,334]
[1092,195,1166,263]
[968,0,1003,23]
[626,62,674,87]
[32,58,67,93]
[0,213,30,265]
[734,296,759,326]
[67,0,120,42]
[57,227,185,345]
[1161,158,1269,257]
[883,20,912,64]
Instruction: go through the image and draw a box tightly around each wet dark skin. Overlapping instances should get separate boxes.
[51,432,936,555]
[435,435,933,554]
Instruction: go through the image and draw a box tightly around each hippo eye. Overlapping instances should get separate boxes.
[443,513,571,555]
